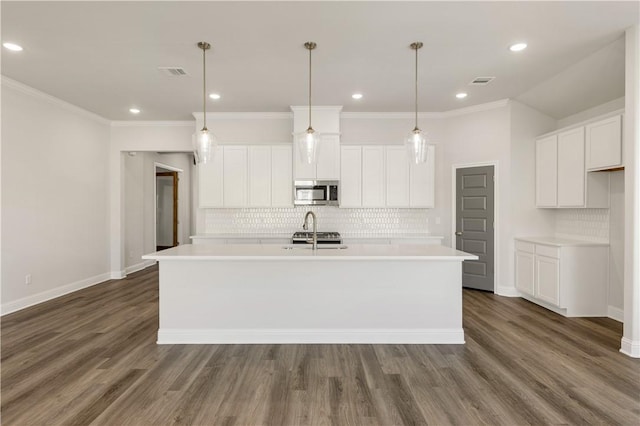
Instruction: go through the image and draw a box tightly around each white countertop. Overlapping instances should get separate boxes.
[143,243,477,261]
[190,234,444,240]
[515,236,609,247]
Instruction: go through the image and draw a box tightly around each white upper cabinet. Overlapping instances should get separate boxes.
[361,146,386,207]
[223,146,248,207]
[343,145,435,209]
[293,135,340,180]
[199,144,293,208]
[385,146,410,207]
[340,146,362,208]
[536,116,611,209]
[198,146,224,208]
[557,127,585,207]
[535,135,558,207]
[291,106,342,181]
[586,114,622,171]
[248,146,271,207]
[271,145,293,207]
[410,145,435,208]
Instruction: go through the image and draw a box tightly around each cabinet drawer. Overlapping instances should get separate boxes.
[515,241,535,253]
[536,244,560,259]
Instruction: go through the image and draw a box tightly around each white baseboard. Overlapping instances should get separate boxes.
[157,328,465,345]
[1,272,111,316]
[125,260,155,275]
[620,337,640,358]
[496,285,520,297]
[607,305,624,322]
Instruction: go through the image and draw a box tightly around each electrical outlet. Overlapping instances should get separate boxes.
[25,274,32,285]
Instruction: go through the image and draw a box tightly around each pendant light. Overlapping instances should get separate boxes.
[193,41,217,164]
[296,42,320,164]
[405,42,429,164]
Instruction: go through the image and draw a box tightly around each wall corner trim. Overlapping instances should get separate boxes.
[110,270,126,280]
[608,305,624,322]
[0,272,111,316]
[496,286,521,297]
[192,112,293,120]
[111,120,194,127]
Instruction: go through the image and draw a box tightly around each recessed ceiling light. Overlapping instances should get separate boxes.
[209,93,221,100]
[352,93,363,100]
[456,93,468,99]
[510,42,527,52]
[129,108,141,114]
[3,42,23,51]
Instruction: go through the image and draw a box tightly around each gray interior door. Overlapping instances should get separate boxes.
[456,166,495,292]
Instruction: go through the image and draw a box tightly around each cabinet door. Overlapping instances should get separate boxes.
[536,255,560,306]
[557,127,585,207]
[316,135,341,180]
[362,146,385,207]
[248,146,272,207]
[385,146,410,207]
[271,145,293,207]
[515,250,535,296]
[198,146,224,207]
[223,146,248,207]
[535,135,558,207]
[410,145,435,207]
[586,115,622,170]
[340,146,362,207]
[293,140,316,180]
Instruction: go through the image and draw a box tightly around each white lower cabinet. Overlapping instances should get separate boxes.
[514,238,608,317]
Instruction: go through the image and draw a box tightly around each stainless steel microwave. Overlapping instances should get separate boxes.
[293,180,339,206]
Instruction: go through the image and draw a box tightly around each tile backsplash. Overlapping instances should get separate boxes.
[555,209,610,242]
[205,207,430,237]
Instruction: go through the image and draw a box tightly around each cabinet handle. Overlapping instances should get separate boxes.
[455,231,463,236]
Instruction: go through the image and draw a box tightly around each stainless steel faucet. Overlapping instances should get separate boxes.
[302,211,318,250]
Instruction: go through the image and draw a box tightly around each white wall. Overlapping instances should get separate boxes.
[110,122,193,276]
[123,151,192,273]
[557,97,625,128]
[1,79,111,314]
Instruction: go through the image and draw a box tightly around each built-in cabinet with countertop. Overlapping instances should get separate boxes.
[340,145,435,208]
[514,237,609,317]
[199,145,293,208]
[535,112,623,208]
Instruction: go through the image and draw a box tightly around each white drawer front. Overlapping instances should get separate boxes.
[536,244,560,259]
[515,241,535,253]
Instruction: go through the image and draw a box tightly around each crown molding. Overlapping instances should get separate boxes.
[192,112,292,120]
[440,99,510,118]
[340,99,510,120]
[111,120,194,127]
[341,112,443,119]
[1,75,111,125]
[290,105,343,113]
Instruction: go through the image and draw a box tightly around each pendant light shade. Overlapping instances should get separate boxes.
[296,42,320,164]
[405,42,429,164]
[194,41,217,164]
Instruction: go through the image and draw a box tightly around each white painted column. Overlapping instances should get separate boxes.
[622,24,640,358]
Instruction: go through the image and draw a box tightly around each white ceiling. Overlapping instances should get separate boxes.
[1,1,638,120]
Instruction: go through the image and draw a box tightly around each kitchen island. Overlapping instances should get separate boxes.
[142,244,477,344]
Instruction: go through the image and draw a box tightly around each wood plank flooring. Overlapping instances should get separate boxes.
[2,265,639,425]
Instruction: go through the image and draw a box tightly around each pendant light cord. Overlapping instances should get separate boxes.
[308,44,312,130]
[202,45,207,130]
[414,44,418,131]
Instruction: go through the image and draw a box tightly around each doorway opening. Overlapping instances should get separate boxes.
[156,169,178,251]
[454,164,496,292]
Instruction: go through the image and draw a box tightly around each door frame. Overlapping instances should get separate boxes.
[154,162,183,251]
[451,161,499,293]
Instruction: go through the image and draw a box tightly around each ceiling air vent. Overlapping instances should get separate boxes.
[469,76,495,86]
[158,67,189,77]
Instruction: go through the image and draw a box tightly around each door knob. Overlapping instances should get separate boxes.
[455,231,463,236]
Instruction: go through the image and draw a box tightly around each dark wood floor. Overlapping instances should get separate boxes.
[2,266,639,425]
